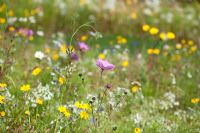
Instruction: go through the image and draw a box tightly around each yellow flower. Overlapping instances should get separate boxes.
[176,43,182,49]
[98,53,105,60]
[75,101,82,108]
[181,39,186,44]
[167,32,175,40]
[159,32,167,41]
[131,86,139,93]
[29,36,34,41]
[0,83,7,88]
[80,111,89,120]
[134,128,141,133]
[147,49,153,55]
[131,12,137,20]
[80,0,86,6]
[0,111,5,117]
[0,18,6,24]
[8,10,14,16]
[190,46,197,52]
[191,98,199,104]
[0,4,6,12]
[131,81,141,93]
[81,35,87,41]
[0,95,5,104]
[52,52,59,61]
[24,9,30,17]
[60,44,67,53]
[142,24,150,32]
[63,110,71,118]
[25,110,30,116]
[188,40,194,46]
[45,47,51,54]
[117,36,127,44]
[8,26,15,32]
[59,76,65,85]
[20,84,30,92]
[81,103,91,111]
[58,106,67,113]
[153,49,160,55]
[121,60,129,67]
[36,98,43,105]
[149,27,159,35]
[32,67,42,76]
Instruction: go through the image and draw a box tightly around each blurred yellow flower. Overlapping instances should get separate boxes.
[32,67,42,76]
[80,0,86,6]
[0,111,5,117]
[8,10,14,16]
[134,128,141,133]
[29,36,34,41]
[0,18,6,24]
[58,106,67,113]
[60,44,67,53]
[117,36,127,44]
[36,98,43,105]
[188,40,194,46]
[0,4,6,12]
[191,98,199,104]
[63,110,71,118]
[80,111,89,120]
[0,83,7,88]
[98,53,105,60]
[24,9,30,17]
[59,76,65,85]
[149,27,159,35]
[181,39,186,44]
[147,49,153,55]
[167,32,175,39]
[190,46,197,53]
[160,32,167,40]
[52,52,59,61]
[176,43,182,49]
[8,26,15,32]
[153,49,160,55]
[121,60,129,67]
[142,24,150,32]
[25,110,30,116]
[131,12,137,19]
[45,47,51,54]
[81,35,87,41]
[0,95,5,104]
[20,84,30,92]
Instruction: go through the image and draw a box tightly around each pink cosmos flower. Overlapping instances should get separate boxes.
[96,59,115,71]
[78,42,89,52]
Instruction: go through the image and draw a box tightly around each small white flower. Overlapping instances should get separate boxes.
[34,51,45,60]
[37,30,44,36]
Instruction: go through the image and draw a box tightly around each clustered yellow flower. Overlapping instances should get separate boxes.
[147,48,160,55]
[0,95,5,104]
[0,83,7,89]
[58,76,65,85]
[75,101,91,120]
[191,98,199,104]
[20,84,30,92]
[80,111,89,120]
[142,24,150,32]
[0,17,6,24]
[130,12,137,20]
[117,36,127,44]
[36,98,43,105]
[75,101,91,111]
[58,106,71,118]
[0,111,5,117]
[32,67,42,76]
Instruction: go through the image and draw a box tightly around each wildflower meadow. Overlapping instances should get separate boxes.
[0,0,200,132]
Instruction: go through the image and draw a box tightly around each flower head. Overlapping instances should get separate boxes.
[80,111,89,120]
[34,51,45,60]
[32,67,42,76]
[79,42,89,52]
[20,84,30,92]
[0,95,5,104]
[96,59,115,71]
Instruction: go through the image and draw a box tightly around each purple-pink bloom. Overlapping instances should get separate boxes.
[78,42,89,52]
[70,52,79,61]
[96,59,115,71]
